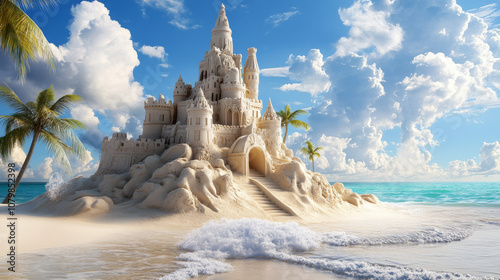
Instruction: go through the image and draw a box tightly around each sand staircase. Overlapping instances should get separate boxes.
[239,169,294,218]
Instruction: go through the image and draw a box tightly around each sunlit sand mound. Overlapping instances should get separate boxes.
[21,143,381,218]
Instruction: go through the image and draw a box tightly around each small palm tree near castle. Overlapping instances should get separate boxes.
[277,105,310,144]
[0,0,57,80]
[0,85,87,204]
[300,140,322,173]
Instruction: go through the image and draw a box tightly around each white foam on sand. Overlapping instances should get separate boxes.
[322,226,475,246]
[160,218,484,280]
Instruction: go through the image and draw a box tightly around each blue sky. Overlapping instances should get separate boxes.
[0,0,499,182]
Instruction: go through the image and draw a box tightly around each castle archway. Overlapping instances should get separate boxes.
[248,147,265,175]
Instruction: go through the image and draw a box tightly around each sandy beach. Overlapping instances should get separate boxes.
[1,202,498,280]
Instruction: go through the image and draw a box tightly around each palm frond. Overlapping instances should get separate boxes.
[0,1,54,79]
[36,86,55,111]
[39,130,73,172]
[10,0,59,10]
[0,84,31,115]
[288,109,307,119]
[0,126,31,159]
[50,94,83,115]
[289,119,311,130]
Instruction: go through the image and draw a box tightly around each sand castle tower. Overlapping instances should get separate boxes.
[173,75,188,104]
[259,98,282,155]
[244,47,259,100]
[142,94,171,139]
[187,89,213,147]
[211,4,233,53]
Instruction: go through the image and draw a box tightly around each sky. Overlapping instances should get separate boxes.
[0,0,499,182]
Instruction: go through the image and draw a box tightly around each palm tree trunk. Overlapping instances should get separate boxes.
[312,158,315,173]
[2,133,39,204]
[283,124,289,143]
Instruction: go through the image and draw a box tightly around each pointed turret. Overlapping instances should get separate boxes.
[244,47,260,100]
[259,98,283,156]
[173,75,187,103]
[263,98,279,120]
[191,88,210,109]
[211,3,233,53]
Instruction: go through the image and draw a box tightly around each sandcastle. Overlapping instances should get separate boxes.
[23,4,381,218]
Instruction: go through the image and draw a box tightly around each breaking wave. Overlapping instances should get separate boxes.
[160,218,485,280]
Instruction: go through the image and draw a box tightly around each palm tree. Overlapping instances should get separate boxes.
[300,141,322,173]
[0,84,86,204]
[277,105,310,144]
[0,0,57,80]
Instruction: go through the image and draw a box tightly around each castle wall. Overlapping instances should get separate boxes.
[212,124,242,147]
[97,133,166,174]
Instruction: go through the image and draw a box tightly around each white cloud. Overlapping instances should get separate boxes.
[469,3,500,28]
[139,45,166,60]
[34,157,54,180]
[139,0,199,29]
[273,0,500,181]
[279,49,331,96]
[266,8,299,27]
[0,1,146,139]
[260,66,289,77]
[335,0,403,57]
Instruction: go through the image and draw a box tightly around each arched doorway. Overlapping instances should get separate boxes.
[248,147,265,175]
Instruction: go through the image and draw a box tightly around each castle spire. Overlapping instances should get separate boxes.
[211,2,233,53]
[244,47,259,99]
[263,98,279,120]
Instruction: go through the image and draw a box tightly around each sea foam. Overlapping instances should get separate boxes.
[160,218,485,280]
[45,172,66,200]
[322,226,474,246]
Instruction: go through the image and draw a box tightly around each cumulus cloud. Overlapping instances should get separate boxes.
[278,49,331,96]
[335,0,403,57]
[139,45,166,60]
[270,0,500,181]
[266,8,299,27]
[139,0,199,29]
[0,1,146,132]
[0,1,149,180]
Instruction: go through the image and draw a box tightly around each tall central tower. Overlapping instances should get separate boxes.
[211,4,233,53]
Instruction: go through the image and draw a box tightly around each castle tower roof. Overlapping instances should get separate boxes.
[244,47,259,72]
[190,88,211,110]
[177,75,183,82]
[263,98,279,120]
[213,4,231,32]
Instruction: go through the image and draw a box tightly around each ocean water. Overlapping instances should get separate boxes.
[1,182,499,279]
[0,182,47,204]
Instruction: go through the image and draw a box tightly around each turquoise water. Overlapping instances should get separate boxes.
[0,182,47,204]
[343,182,500,207]
[1,181,500,207]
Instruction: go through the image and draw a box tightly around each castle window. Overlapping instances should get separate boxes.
[121,143,124,146]
[149,113,151,122]
[160,114,164,121]
[196,117,200,125]
[214,82,216,88]
[157,143,160,147]
[205,118,208,125]
[190,118,192,125]
[195,130,200,141]
[136,143,139,147]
